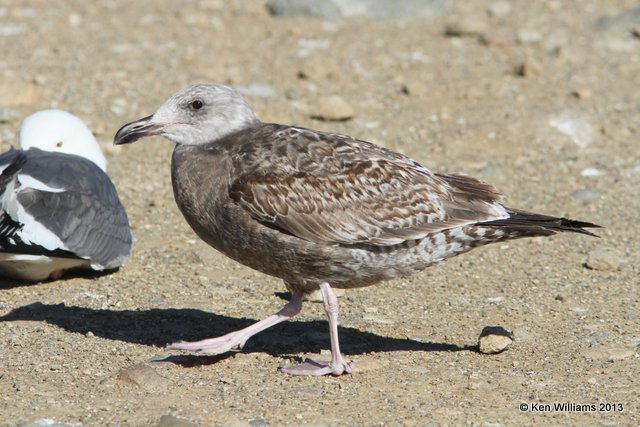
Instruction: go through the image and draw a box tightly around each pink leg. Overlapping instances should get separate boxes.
[168,293,303,354]
[281,282,355,376]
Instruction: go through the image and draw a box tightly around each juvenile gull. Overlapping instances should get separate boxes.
[114,83,599,376]
[0,110,133,281]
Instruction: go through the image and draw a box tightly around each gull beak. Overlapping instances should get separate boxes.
[114,115,164,145]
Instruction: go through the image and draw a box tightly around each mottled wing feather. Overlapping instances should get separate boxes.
[228,125,508,246]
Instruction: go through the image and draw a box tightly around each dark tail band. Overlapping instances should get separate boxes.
[480,208,601,237]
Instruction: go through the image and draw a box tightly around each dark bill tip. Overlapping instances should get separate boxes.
[113,115,163,145]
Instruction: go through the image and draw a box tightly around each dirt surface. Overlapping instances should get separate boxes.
[0,1,638,426]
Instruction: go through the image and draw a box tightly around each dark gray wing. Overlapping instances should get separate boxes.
[227,125,509,246]
[0,148,133,269]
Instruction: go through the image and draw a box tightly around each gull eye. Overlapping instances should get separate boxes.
[190,99,204,110]
[56,141,63,148]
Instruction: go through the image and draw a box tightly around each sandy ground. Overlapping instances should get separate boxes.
[0,1,638,426]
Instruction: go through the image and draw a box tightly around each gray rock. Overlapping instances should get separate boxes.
[311,95,354,121]
[594,8,640,52]
[0,107,19,123]
[549,112,594,148]
[570,187,600,204]
[157,415,197,427]
[488,1,512,17]
[249,418,268,427]
[18,420,82,427]
[582,345,636,361]
[444,17,487,37]
[585,248,624,271]
[516,28,543,44]
[236,83,276,98]
[478,326,514,354]
[267,0,450,20]
[116,363,169,391]
[0,82,41,107]
[595,7,640,32]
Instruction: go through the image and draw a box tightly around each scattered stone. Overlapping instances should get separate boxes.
[311,95,354,121]
[68,12,82,26]
[356,358,390,372]
[0,83,41,107]
[571,88,592,100]
[444,17,487,37]
[549,112,594,148]
[249,418,268,427]
[294,385,323,397]
[570,187,600,204]
[478,326,514,354]
[297,56,340,80]
[115,364,169,391]
[466,372,483,390]
[580,167,602,177]
[267,0,449,20]
[585,248,624,271]
[513,59,540,77]
[516,28,543,44]
[399,81,429,97]
[595,7,640,32]
[156,414,197,427]
[236,83,276,98]
[18,420,81,427]
[304,287,345,302]
[0,107,19,123]
[110,98,128,117]
[488,1,512,17]
[0,24,27,36]
[582,345,636,361]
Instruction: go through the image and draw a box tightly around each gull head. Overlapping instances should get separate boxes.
[19,109,107,172]
[114,83,260,146]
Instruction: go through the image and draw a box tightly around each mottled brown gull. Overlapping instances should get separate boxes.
[114,83,598,376]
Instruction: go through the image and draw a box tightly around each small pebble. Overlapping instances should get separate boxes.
[514,60,541,77]
[585,248,624,271]
[355,358,390,372]
[549,113,594,148]
[582,345,636,361]
[110,98,128,117]
[249,418,268,427]
[0,107,19,123]
[580,167,602,177]
[488,1,512,17]
[516,28,543,44]
[478,326,514,354]
[68,13,81,26]
[156,414,197,427]
[0,83,41,106]
[115,364,169,391]
[444,17,487,37]
[236,83,276,98]
[18,420,81,427]
[311,95,354,121]
[570,187,600,204]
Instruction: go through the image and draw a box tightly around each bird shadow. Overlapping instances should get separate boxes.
[0,268,118,290]
[0,302,477,367]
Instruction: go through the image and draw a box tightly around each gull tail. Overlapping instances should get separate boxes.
[479,208,602,238]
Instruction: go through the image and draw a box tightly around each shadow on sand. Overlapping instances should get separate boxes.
[0,301,478,367]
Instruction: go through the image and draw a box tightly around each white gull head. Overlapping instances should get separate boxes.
[114,83,260,146]
[19,109,107,172]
